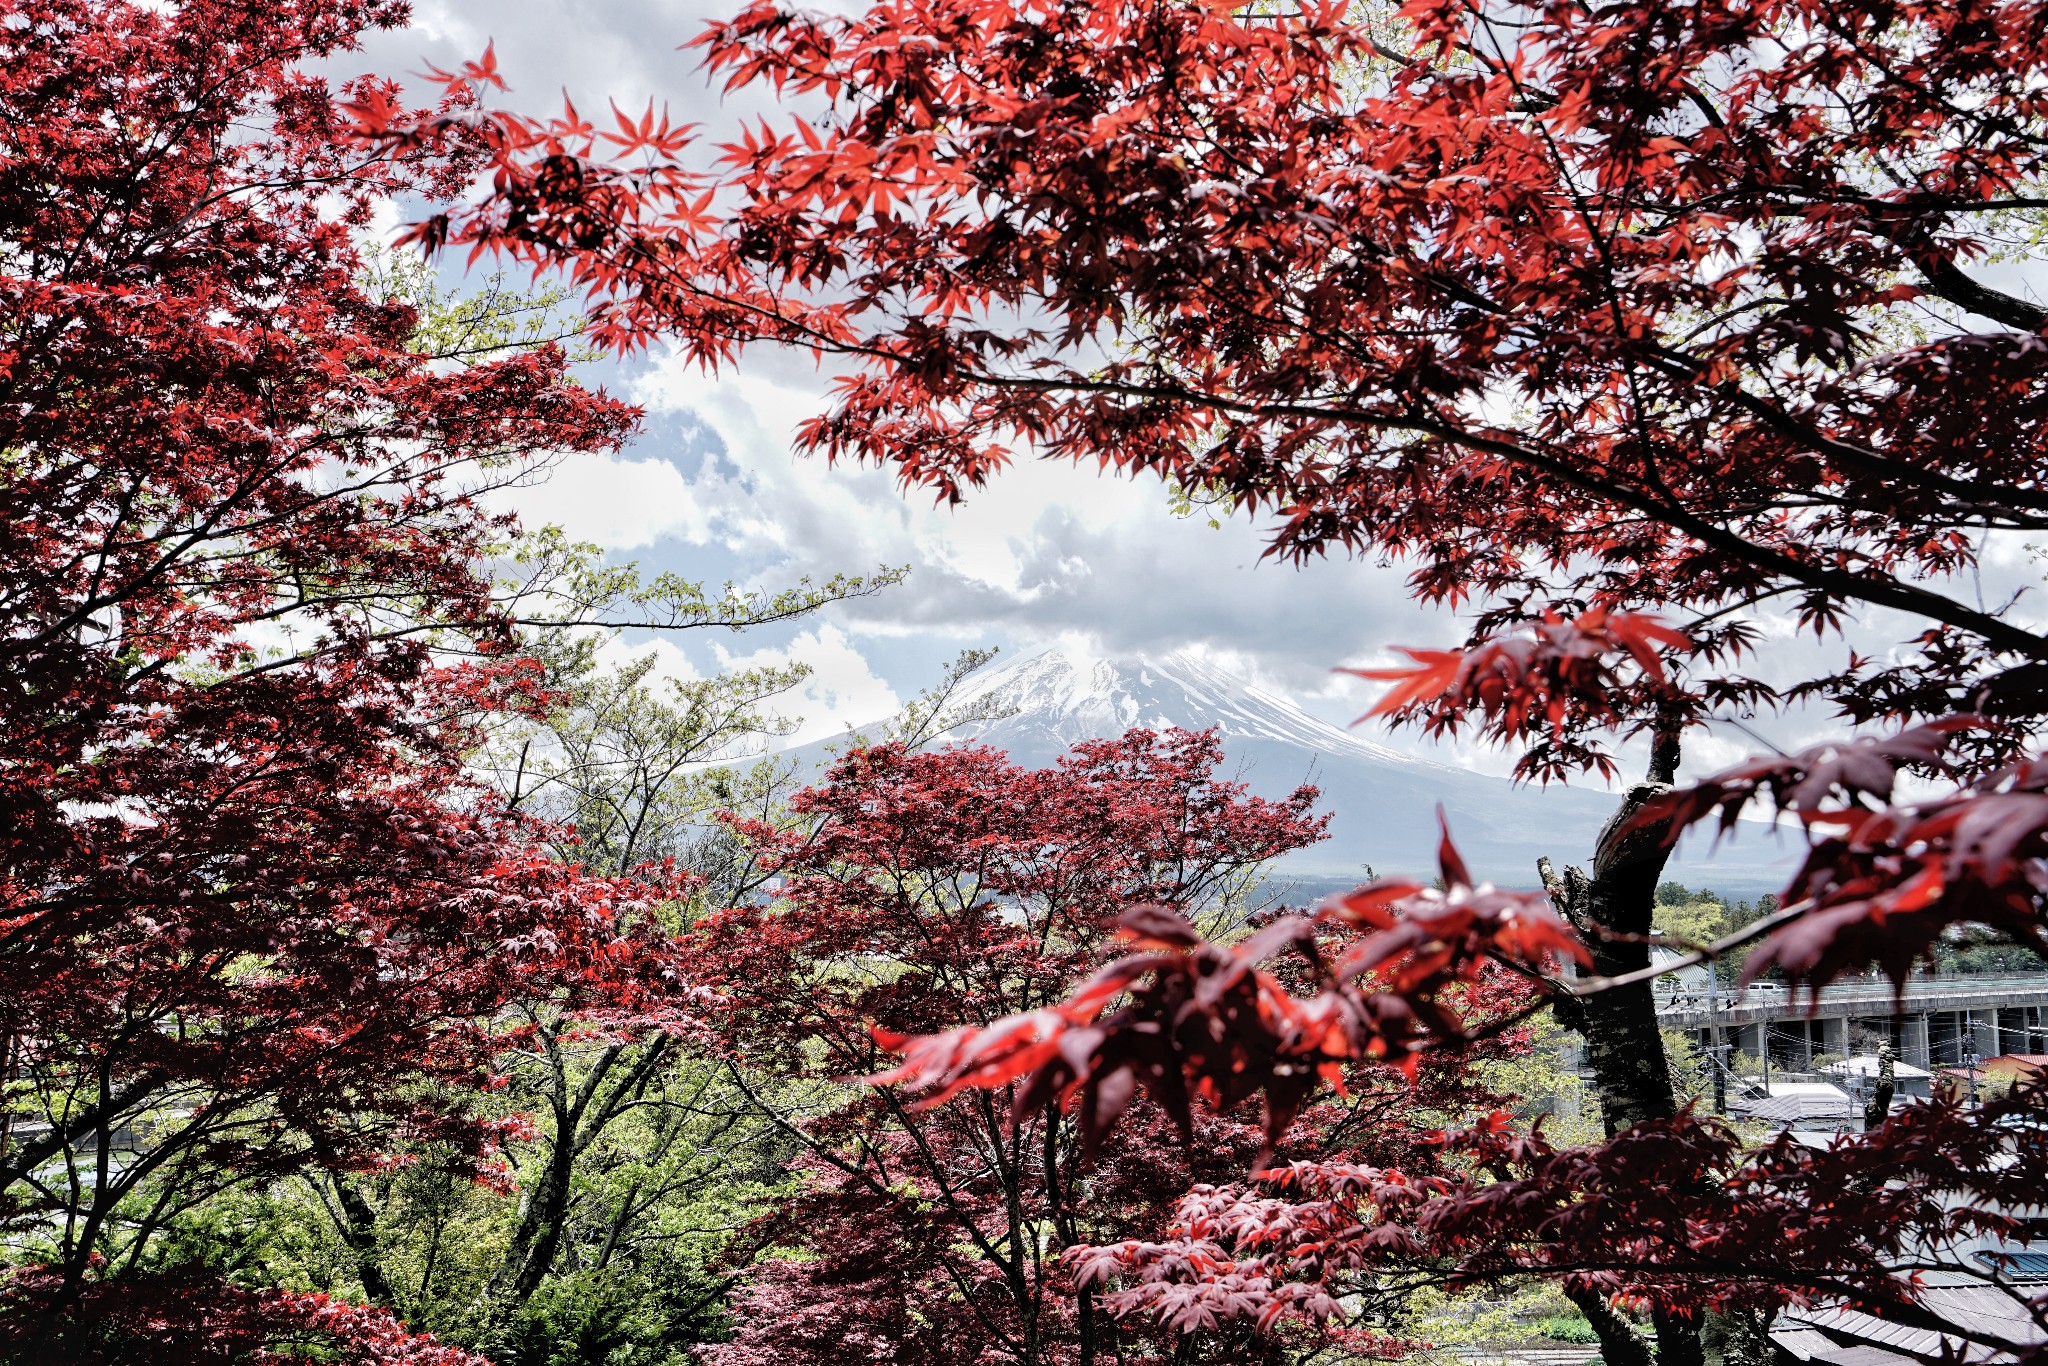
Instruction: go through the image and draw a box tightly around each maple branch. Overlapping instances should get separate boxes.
[969,362,2048,658]
[1912,256,2048,332]
[556,242,2048,656]
[1565,897,1810,1000]
[0,1070,169,1192]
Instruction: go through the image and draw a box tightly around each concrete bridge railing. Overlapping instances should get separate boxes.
[1655,973,2048,1070]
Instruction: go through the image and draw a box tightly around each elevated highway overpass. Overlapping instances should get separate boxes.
[1657,973,2048,1069]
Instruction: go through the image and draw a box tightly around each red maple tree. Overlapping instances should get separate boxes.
[0,2,670,1361]
[680,730,1534,1365]
[354,0,2048,1357]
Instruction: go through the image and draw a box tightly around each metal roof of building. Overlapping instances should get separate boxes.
[1777,1285,2047,1364]
[1732,1080,1858,1124]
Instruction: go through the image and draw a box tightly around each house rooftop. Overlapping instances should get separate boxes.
[1732,1080,1857,1125]
[1826,1054,1934,1080]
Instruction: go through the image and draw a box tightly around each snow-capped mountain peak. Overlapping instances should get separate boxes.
[794,646,1789,894]
[945,648,1432,768]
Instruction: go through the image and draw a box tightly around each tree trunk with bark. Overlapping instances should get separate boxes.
[329,1173,397,1306]
[1543,725,1701,1366]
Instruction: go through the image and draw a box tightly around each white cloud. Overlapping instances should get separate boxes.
[499,450,707,552]
[594,632,701,686]
[625,353,1448,680]
[713,625,900,747]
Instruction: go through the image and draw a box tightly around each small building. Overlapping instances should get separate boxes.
[1825,1055,1935,1100]
[1936,1054,2048,1101]
[1649,941,1711,997]
[1983,1053,2048,1086]
[1774,1283,2047,1366]
[1729,1079,1859,1130]
[1768,1185,2048,1364]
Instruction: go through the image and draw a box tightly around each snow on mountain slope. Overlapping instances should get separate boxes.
[804,648,1796,896]
[942,649,1436,768]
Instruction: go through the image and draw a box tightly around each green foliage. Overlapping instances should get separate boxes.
[133,1186,339,1294]
[1475,1013,1601,1146]
[829,644,1017,754]
[484,630,808,884]
[472,1263,732,1366]
[1664,1029,1710,1107]
[503,524,906,638]
[363,243,603,368]
[1398,1281,1588,1348]
[1652,897,1731,950]
[1654,891,1782,983]
[1538,1313,1601,1345]
[354,1156,515,1331]
[1938,936,2048,974]
[1654,881,1695,907]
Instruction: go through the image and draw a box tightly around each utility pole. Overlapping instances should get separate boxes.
[1706,961,1726,1114]
[1963,1013,1981,1104]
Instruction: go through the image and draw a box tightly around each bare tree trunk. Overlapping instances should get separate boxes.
[1715,1307,1775,1366]
[485,1029,674,1310]
[1573,778,1683,1135]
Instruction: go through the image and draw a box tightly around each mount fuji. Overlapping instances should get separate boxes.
[812,649,1795,897]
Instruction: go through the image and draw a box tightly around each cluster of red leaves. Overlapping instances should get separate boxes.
[1068,1087,2048,1356]
[684,731,1333,1365]
[0,1265,487,1366]
[875,818,1581,1153]
[1637,717,2048,989]
[355,0,2048,696]
[689,729,1329,1065]
[703,1159,980,1366]
[1345,609,1692,781]
[862,693,2048,1352]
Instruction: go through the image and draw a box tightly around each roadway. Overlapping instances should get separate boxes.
[1656,973,2048,1069]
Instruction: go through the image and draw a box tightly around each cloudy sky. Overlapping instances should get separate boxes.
[344,1,2043,775]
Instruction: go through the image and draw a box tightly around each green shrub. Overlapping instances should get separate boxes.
[1537,1313,1601,1345]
